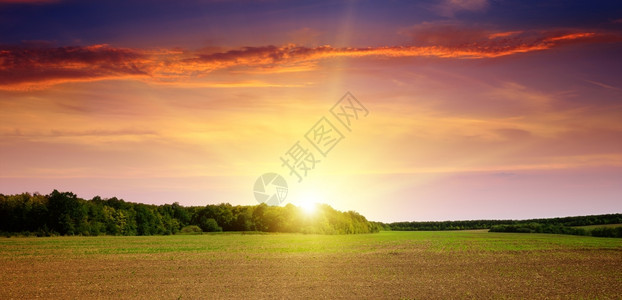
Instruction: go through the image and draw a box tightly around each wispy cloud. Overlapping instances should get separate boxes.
[433,0,489,17]
[585,80,621,91]
[0,30,615,90]
[488,31,524,39]
[2,128,158,138]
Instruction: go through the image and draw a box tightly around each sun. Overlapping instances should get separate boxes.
[297,190,320,215]
[300,201,317,215]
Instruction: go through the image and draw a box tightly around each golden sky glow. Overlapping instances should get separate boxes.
[1,0,621,221]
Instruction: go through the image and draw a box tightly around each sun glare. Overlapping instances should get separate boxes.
[300,201,317,215]
[296,187,323,215]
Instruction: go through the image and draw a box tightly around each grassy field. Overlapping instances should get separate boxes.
[1,231,621,299]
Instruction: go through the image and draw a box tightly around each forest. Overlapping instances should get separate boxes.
[0,191,383,236]
[2,190,619,238]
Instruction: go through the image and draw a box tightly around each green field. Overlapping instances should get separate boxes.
[1,231,621,299]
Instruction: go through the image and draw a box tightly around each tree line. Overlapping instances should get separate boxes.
[0,191,383,237]
[388,214,622,238]
[488,223,622,238]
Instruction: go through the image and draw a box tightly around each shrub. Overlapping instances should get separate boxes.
[178,225,203,235]
[202,218,222,232]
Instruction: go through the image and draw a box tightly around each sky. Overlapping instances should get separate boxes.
[1,0,621,222]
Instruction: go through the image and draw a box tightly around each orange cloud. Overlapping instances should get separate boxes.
[545,32,596,42]
[488,31,524,39]
[0,30,614,90]
[0,0,60,4]
[0,44,151,90]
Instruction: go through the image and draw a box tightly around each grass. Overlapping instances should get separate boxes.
[1,231,621,299]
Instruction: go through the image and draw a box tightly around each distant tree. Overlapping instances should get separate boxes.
[202,218,222,232]
[232,206,254,231]
[252,203,268,231]
[47,190,84,235]
[172,202,190,226]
